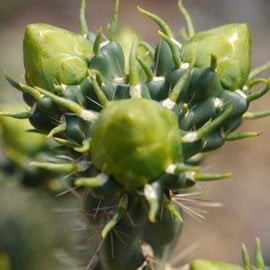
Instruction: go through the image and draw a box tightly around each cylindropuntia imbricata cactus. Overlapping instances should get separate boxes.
[1,0,270,269]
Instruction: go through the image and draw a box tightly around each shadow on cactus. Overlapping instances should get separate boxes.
[1,0,270,269]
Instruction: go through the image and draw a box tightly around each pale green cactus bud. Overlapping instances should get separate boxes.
[190,259,243,270]
[91,98,182,190]
[23,23,92,90]
[181,24,251,91]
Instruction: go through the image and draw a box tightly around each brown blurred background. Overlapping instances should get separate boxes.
[1,0,270,267]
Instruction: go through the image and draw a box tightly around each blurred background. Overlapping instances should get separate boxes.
[0,0,270,268]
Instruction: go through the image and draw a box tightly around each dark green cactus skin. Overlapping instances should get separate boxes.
[2,1,270,269]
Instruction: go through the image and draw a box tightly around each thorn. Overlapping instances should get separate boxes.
[75,173,109,188]
[137,6,173,38]
[89,71,109,106]
[31,161,77,174]
[79,0,89,36]
[136,54,154,81]
[194,172,232,182]
[47,123,66,138]
[128,37,140,86]
[225,131,262,141]
[74,139,91,153]
[168,58,194,102]
[107,0,120,41]
[158,30,181,68]
[246,78,270,102]
[101,194,128,238]
[177,0,195,38]
[93,27,103,55]
[210,54,218,72]
[241,244,251,270]
[243,110,270,120]
[255,238,265,269]
[164,200,183,222]
[144,182,162,223]
[35,86,97,121]
[0,111,31,119]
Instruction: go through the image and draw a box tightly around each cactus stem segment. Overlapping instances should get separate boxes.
[79,0,88,36]
[225,131,262,141]
[101,194,128,238]
[107,0,120,41]
[178,0,195,38]
[137,6,173,38]
[75,173,109,188]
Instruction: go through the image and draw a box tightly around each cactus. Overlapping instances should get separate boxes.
[1,0,270,269]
